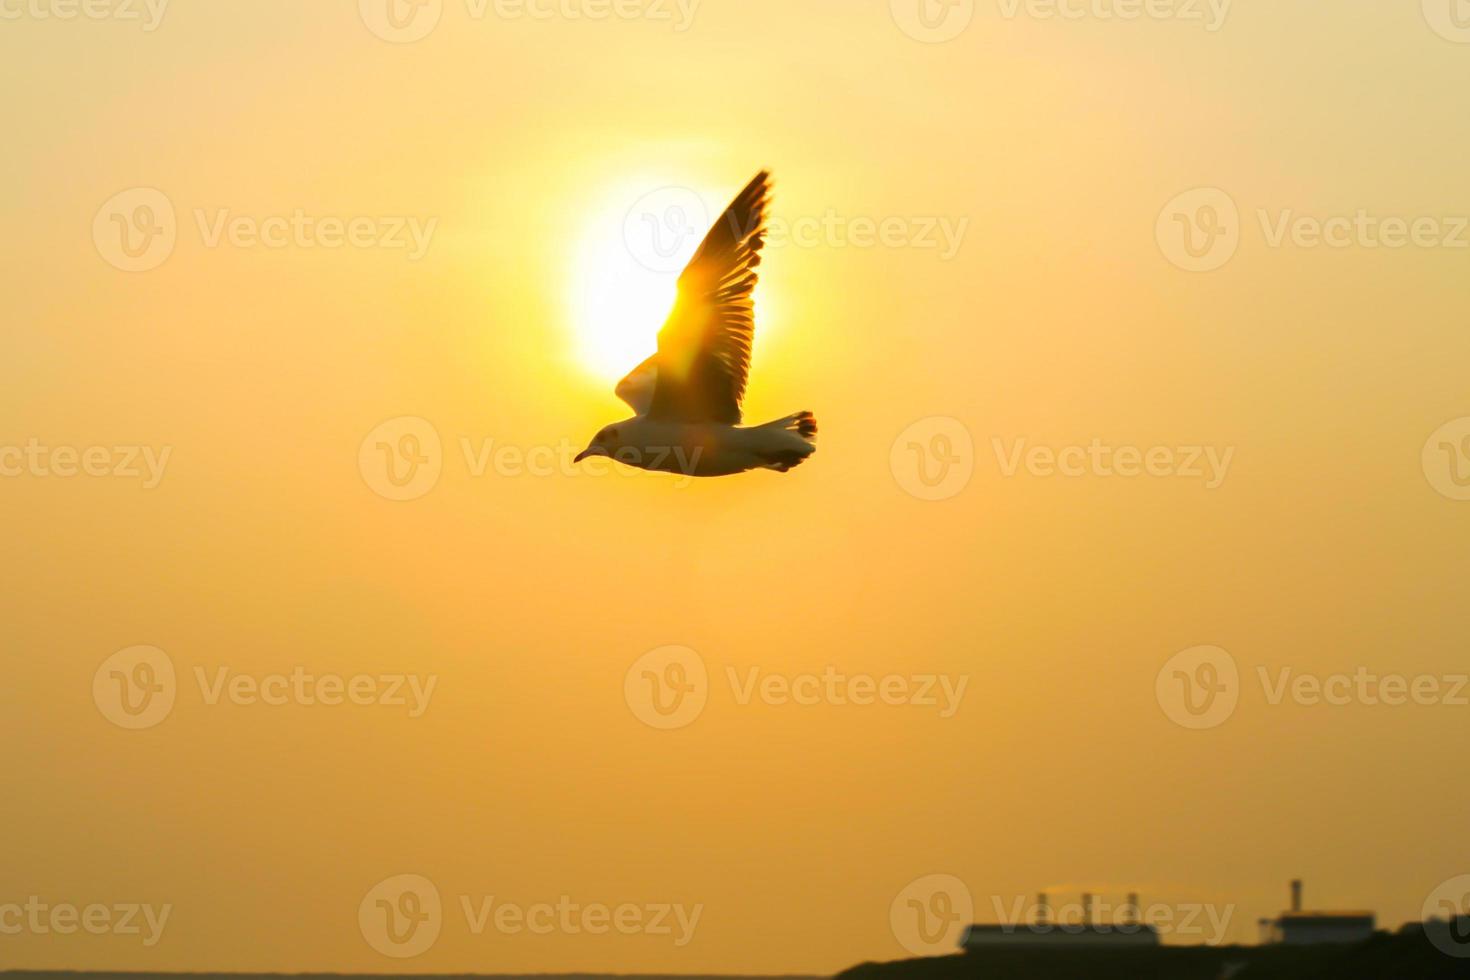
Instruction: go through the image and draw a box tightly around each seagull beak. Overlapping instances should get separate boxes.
[574,447,603,464]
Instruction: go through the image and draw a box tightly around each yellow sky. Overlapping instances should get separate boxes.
[3,0,1470,973]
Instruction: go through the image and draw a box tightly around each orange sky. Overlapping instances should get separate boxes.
[3,0,1470,974]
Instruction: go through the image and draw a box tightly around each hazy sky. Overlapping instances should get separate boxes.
[4,0,1470,973]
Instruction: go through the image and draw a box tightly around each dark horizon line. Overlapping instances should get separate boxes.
[0,973,826,979]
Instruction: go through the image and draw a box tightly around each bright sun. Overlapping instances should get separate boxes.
[568,180,776,387]
[570,215,680,384]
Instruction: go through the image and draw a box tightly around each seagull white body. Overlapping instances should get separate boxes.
[589,412,819,477]
[577,171,818,478]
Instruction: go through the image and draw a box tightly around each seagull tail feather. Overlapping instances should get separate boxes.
[764,411,818,444]
[754,411,818,473]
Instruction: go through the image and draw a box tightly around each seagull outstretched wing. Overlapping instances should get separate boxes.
[642,170,771,425]
[615,355,657,415]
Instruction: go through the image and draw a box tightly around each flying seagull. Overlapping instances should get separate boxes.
[576,170,817,477]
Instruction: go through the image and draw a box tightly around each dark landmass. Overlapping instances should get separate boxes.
[0,975,817,980]
[5,927,1469,980]
[836,925,1470,980]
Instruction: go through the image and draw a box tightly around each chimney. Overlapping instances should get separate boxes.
[1082,893,1094,926]
[1036,893,1050,926]
[1291,879,1303,913]
[1126,893,1140,927]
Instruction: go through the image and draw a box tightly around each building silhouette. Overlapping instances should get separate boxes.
[1259,879,1376,946]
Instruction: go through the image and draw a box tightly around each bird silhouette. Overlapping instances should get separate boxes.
[576,171,817,477]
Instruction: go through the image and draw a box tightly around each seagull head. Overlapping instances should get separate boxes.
[574,423,627,464]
